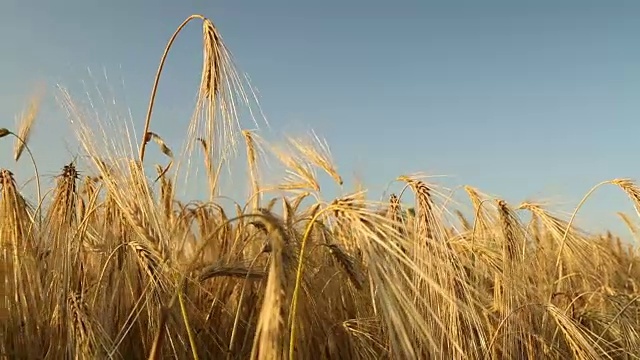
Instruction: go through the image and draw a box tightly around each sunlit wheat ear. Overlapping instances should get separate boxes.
[496,199,522,263]
[518,201,581,244]
[13,85,44,162]
[80,176,99,201]
[186,17,265,194]
[128,239,164,286]
[612,179,640,219]
[68,292,94,357]
[192,204,210,240]
[271,144,320,192]
[0,168,42,352]
[454,210,471,231]
[519,202,562,252]
[287,131,343,186]
[79,175,102,225]
[43,164,82,341]
[46,163,79,232]
[398,176,434,242]
[200,19,222,101]
[528,211,542,245]
[614,234,624,258]
[617,212,640,242]
[517,201,604,295]
[242,130,261,211]
[463,186,494,236]
[330,191,367,221]
[329,193,397,253]
[0,169,33,248]
[0,128,42,225]
[385,194,406,250]
[129,159,156,202]
[386,193,401,224]
[197,137,219,196]
[0,169,33,321]
[323,243,365,290]
[155,165,174,221]
[250,214,292,360]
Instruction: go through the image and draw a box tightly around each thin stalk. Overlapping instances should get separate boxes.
[288,204,335,360]
[178,291,199,360]
[139,14,205,163]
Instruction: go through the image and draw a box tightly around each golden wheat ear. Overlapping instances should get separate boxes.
[14,85,44,162]
[617,211,640,242]
[397,176,435,243]
[242,130,261,211]
[0,127,42,223]
[287,131,343,186]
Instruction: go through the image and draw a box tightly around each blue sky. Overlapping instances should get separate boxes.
[1,0,640,235]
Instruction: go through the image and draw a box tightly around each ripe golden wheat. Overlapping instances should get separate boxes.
[2,13,640,360]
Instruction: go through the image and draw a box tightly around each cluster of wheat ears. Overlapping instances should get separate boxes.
[2,14,640,360]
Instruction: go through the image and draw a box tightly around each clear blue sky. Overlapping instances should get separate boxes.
[1,0,640,235]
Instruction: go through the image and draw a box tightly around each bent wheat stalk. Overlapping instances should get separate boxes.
[139,14,206,163]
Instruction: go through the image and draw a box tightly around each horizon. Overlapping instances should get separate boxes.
[1,0,640,238]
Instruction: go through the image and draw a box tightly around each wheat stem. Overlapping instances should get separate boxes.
[287,204,336,360]
[178,290,199,360]
[139,14,206,163]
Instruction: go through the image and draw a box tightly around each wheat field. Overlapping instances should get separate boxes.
[2,14,640,360]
